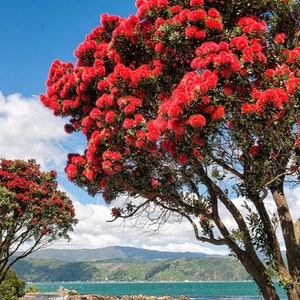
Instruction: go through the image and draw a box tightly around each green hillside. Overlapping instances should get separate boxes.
[14,257,251,282]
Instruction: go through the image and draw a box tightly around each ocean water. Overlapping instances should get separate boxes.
[31,281,288,300]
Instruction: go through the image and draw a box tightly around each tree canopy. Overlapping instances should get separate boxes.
[41,0,300,299]
[0,159,77,283]
[0,268,25,300]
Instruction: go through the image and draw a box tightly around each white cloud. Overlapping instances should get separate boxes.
[28,186,300,255]
[143,243,229,256]
[0,91,70,170]
[49,198,230,255]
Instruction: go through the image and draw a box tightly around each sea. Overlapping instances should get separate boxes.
[31,281,288,300]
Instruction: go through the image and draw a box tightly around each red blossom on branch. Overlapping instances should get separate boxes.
[40,2,300,298]
[0,159,77,283]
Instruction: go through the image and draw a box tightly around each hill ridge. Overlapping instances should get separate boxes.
[24,245,212,262]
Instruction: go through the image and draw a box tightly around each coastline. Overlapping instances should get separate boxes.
[28,281,283,299]
[68,295,189,300]
[20,293,189,300]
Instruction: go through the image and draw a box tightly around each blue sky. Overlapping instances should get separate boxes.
[0,1,136,97]
[1,1,299,254]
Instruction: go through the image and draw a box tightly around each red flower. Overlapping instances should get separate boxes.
[193,148,204,159]
[65,164,78,179]
[222,85,234,95]
[64,124,75,134]
[169,5,182,14]
[124,103,136,115]
[72,155,86,166]
[135,138,147,148]
[191,136,205,146]
[168,103,182,118]
[201,95,211,104]
[285,77,300,95]
[81,116,95,129]
[185,26,200,38]
[40,228,47,235]
[274,33,286,44]
[105,110,115,123]
[241,103,257,114]
[135,113,144,125]
[188,114,206,128]
[151,178,160,188]
[211,105,225,120]
[90,108,103,120]
[125,134,136,146]
[112,163,121,173]
[230,35,249,50]
[168,119,186,135]
[111,207,121,218]
[102,160,114,175]
[195,30,206,39]
[177,153,188,164]
[147,130,159,142]
[199,214,206,222]
[123,118,136,129]
[206,18,223,31]
[188,9,206,22]
[31,218,38,225]
[295,140,300,147]
[249,145,260,157]
[190,0,204,5]
[155,42,164,53]
[208,8,220,18]
[83,167,96,180]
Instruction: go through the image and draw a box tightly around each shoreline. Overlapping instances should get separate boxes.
[68,295,189,300]
[20,294,189,300]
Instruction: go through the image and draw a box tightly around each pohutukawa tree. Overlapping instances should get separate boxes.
[0,159,77,284]
[41,0,300,299]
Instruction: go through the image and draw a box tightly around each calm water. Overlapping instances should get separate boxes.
[31,281,288,300]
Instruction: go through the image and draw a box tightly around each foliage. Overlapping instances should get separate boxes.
[0,159,78,283]
[0,268,25,300]
[145,262,171,280]
[41,0,300,299]
[24,285,40,293]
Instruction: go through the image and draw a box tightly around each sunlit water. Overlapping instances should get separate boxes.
[31,281,288,299]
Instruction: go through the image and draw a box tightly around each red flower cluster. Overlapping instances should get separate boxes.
[40,0,300,201]
[0,159,76,238]
[237,17,267,35]
[192,41,241,78]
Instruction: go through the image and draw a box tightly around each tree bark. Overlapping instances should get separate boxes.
[196,166,282,299]
[270,184,300,300]
[234,250,280,300]
[288,283,300,300]
[270,185,300,277]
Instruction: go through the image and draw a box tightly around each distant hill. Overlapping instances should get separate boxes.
[23,246,210,262]
[13,246,251,283]
[14,256,251,283]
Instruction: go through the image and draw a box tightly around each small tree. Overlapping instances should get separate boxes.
[0,159,77,283]
[0,268,25,300]
[41,0,300,299]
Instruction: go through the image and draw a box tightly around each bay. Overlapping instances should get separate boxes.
[31,281,288,300]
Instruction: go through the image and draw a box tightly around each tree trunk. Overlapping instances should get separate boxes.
[269,184,300,300]
[270,185,300,280]
[235,251,280,300]
[288,283,300,300]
